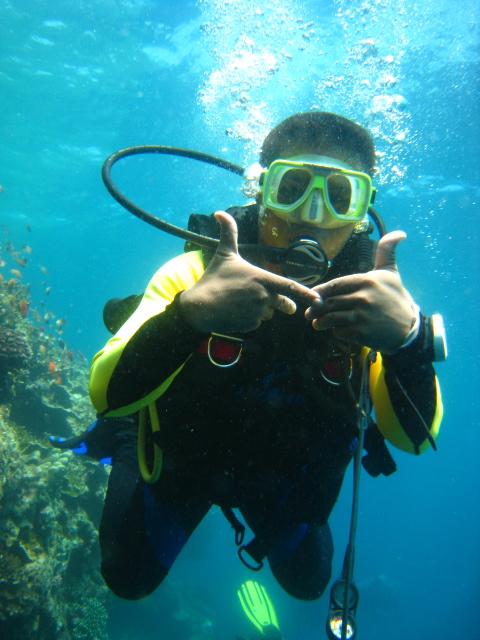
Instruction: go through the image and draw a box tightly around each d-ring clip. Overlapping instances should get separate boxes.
[207,333,243,368]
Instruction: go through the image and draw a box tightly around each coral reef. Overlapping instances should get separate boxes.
[0,410,109,639]
[0,242,109,639]
[0,327,32,374]
[0,237,218,640]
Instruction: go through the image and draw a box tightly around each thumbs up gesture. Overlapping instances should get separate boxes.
[305,231,418,353]
[179,211,320,334]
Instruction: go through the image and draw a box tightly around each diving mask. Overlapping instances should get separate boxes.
[261,155,376,229]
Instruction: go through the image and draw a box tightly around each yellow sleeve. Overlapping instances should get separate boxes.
[89,250,205,416]
[369,352,443,454]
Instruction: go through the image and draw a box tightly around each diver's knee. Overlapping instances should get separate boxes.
[101,560,167,600]
[268,522,333,600]
[270,559,331,600]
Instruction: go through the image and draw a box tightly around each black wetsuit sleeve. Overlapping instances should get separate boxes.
[380,314,440,453]
[105,293,206,411]
[89,250,207,416]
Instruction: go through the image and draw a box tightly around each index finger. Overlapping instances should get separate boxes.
[312,273,371,299]
[259,268,321,305]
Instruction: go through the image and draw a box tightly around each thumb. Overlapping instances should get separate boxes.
[214,210,239,257]
[374,230,406,271]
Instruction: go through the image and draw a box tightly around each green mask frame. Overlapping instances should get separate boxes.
[261,156,376,228]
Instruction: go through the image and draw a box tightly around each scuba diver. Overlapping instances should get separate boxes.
[236,580,283,639]
[51,112,445,632]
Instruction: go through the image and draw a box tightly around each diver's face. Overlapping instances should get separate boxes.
[258,149,363,261]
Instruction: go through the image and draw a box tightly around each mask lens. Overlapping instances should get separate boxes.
[326,173,353,215]
[277,168,311,205]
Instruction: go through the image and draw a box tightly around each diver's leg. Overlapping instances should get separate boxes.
[240,498,333,601]
[267,521,333,600]
[99,451,157,599]
[99,439,210,600]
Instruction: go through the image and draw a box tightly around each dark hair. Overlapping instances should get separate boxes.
[260,112,376,175]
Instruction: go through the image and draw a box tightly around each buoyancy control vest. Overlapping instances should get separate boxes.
[185,204,396,479]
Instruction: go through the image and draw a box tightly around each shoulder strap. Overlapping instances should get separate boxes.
[185,203,259,263]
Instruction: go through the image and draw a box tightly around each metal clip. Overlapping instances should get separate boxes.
[207,333,243,368]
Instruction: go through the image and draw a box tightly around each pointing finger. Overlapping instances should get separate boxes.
[306,294,356,320]
[264,270,320,306]
[305,297,325,321]
[374,230,406,271]
[214,211,239,257]
[312,274,369,300]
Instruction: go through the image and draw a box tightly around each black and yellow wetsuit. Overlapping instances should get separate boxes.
[89,207,443,601]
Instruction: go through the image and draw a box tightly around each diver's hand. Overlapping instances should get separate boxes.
[305,231,418,353]
[179,211,320,334]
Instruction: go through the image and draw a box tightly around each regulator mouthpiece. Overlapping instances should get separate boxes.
[282,238,330,286]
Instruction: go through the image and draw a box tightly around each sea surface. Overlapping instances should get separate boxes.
[1,0,479,639]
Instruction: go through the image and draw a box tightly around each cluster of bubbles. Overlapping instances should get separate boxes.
[196,0,415,182]
[196,0,477,193]
[314,0,412,184]
[197,0,320,161]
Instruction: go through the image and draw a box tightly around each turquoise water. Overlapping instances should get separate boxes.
[1,0,479,638]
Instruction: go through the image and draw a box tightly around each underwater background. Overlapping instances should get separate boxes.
[0,0,478,639]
